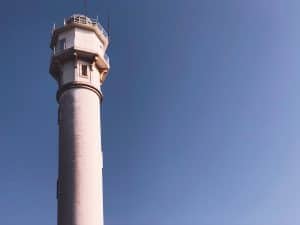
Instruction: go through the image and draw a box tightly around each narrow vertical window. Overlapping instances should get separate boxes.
[58,38,66,51]
[81,65,88,76]
[56,179,60,199]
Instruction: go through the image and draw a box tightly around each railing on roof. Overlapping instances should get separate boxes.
[52,15,108,38]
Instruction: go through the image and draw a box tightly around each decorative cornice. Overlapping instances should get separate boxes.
[56,82,103,102]
[49,47,109,80]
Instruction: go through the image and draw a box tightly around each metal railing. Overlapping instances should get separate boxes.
[52,15,108,38]
[52,46,110,66]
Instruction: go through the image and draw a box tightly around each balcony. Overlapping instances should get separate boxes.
[52,46,109,67]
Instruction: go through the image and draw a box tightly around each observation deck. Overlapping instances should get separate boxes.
[49,14,110,82]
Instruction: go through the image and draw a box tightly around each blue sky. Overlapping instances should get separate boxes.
[1,0,300,224]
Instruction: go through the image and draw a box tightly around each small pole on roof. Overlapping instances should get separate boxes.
[52,23,56,34]
[107,14,111,40]
[84,0,88,15]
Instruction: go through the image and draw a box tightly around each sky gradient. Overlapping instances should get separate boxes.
[1,0,300,225]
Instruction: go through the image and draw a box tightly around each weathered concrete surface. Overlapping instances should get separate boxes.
[57,88,103,225]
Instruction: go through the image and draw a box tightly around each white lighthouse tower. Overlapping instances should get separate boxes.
[49,14,110,225]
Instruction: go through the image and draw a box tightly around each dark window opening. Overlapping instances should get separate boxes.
[58,38,66,51]
[82,65,88,76]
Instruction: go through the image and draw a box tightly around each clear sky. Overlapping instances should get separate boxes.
[1,0,300,224]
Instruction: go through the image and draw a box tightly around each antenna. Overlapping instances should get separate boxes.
[84,0,88,15]
[105,0,111,43]
[107,14,111,40]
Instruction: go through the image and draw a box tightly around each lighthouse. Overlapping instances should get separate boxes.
[49,14,110,225]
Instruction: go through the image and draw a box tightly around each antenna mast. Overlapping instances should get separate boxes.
[107,14,111,39]
[84,0,88,15]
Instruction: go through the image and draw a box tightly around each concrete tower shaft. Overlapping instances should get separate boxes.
[49,14,110,225]
[58,88,103,225]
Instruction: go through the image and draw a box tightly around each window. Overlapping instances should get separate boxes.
[57,38,66,51]
[56,179,61,199]
[81,65,88,76]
